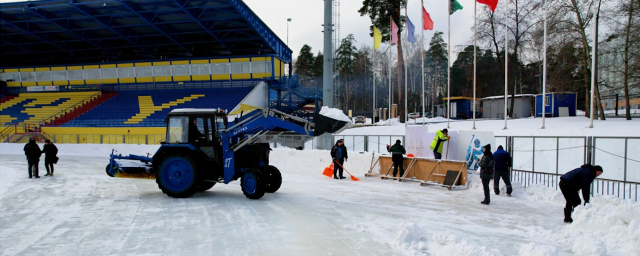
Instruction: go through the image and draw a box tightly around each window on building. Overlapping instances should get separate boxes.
[51,71,68,81]
[68,70,84,80]
[101,68,118,79]
[191,64,210,75]
[118,67,135,78]
[211,63,230,74]
[3,73,20,82]
[545,96,551,107]
[20,72,36,81]
[172,65,190,76]
[153,66,171,76]
[136,66,153,77]
[36,71,52,81]
[84,69,100,79]
[231,62,251,74]
[251,62,272,73]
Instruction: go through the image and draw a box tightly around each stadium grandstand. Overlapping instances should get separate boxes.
[0,0,320,144]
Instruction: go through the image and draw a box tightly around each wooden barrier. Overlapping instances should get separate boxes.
[366,156,468,189]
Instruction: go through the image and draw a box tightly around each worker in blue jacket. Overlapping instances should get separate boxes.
[559,164,603,223]
[493,146,513,196]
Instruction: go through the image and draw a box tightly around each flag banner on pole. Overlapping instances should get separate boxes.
[477,0,498,12]
[373,25,382,49]
[391,18,399,44]
[450,0,464,15]
[422,7,434,30]
[407,17,416,43]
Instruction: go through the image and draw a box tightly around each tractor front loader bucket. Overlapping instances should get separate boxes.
[313,112,350,136]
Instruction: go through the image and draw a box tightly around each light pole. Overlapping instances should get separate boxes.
[287,18,292,45]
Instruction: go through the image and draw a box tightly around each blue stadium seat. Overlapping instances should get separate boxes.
[62,88,252,127]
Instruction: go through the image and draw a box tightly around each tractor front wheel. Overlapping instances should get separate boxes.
[264,166,282,193]
[156,155,200,198]
[241,169,266,199]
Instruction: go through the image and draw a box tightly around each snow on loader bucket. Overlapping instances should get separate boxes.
[313,111,350,136]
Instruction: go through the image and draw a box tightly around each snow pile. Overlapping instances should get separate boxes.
[319,106,352,123]
[392,222,426,251]
[518,185,640,256]
[517,242,558,256]
[426,234,503,256]
[375,117,402,126]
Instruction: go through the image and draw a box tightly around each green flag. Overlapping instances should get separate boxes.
[450,0,463,15]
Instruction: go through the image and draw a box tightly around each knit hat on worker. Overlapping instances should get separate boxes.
[396,139,401,144]
[442,128,448,133]
[593,165,603,172]
[484,144,491,152]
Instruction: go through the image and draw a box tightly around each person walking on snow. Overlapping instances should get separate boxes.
[559,164,603,223]
[386,140,407,179]
[330,139,348,179]
[493,145,513,196]
[478,144,494,205]
[430,129,450,159]
[24,138,42,178]
[42,139,58,176]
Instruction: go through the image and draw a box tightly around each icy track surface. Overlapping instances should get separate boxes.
[1,145,639,256]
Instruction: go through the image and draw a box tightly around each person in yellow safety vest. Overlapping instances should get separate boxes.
[429,129,450,159]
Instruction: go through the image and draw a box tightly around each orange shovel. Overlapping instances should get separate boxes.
[323,163,334,177]
[334,160,360,181]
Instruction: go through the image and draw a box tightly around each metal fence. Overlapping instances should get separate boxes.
[497,135,640,201]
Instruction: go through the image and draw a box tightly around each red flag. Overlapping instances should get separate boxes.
[422,7,434,30]
[391,18,399,44]
[477,0,498,12]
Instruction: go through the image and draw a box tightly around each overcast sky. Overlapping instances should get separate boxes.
[0,0,484,62]
[245,0,479,62]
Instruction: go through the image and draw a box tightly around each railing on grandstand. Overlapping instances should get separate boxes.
[48,134,166,145]
[101,80,260,92]
[36,92,103,127]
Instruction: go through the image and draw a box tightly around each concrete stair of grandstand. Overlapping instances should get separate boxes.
[0,91,100,126]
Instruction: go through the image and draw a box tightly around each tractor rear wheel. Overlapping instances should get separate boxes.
[197,181,216,192]
[156,155,200,198]
[264,165,282,193]
[241,169,266,199]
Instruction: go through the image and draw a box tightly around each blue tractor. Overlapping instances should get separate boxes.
[106,108,349,199]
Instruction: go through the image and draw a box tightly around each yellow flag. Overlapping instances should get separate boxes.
[373,25,382,49]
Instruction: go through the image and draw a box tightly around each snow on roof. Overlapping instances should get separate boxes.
[481,94,535,100]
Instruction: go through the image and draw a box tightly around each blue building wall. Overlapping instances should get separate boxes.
[535,93,577,117]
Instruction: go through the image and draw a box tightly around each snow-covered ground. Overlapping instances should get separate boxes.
[1,143,639,256]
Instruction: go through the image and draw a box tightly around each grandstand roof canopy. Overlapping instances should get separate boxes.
[0,0,292,68]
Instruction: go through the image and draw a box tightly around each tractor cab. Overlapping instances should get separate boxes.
[163,108,227,159]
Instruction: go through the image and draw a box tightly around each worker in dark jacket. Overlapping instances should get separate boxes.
[386,140,407,179]
[478,144,494,205]
[189,119,204,142]
[42,139,58,176]
[493,145,513,196]
[24,138,42,178]
[330,139,348,179]
[559,164,603,223]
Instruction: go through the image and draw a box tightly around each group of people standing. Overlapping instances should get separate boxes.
[23,138,58,178]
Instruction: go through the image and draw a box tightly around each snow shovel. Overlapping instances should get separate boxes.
[334,160,360,181]
[323,163,334,178]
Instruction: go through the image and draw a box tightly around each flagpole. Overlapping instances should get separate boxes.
[503,0,508,130]
[542,0,547,129]
[422,0,426,126]
[373,48,376,125]
[588,2,596,128]
[447,0,451,128]
[389,19,392,126]
[404,8,408,127]
[472,0,477,130]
